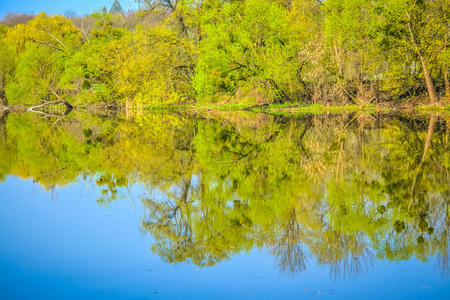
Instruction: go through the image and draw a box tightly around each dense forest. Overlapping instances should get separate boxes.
[1,0,450,108]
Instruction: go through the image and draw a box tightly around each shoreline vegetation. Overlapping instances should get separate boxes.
[1,0,450,112]
[2,98,450,116]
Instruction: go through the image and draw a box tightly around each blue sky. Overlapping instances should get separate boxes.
[0,0,139,19]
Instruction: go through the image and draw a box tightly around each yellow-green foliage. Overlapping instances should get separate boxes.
[1,111,449,270]
[0,40,16,94]
[1,1,450,106]
[5,12,81,53]
[3,13,81,104]
[116,25,196,105]
[192,0,304,103]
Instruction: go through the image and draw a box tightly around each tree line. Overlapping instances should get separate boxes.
[1,0,450,108]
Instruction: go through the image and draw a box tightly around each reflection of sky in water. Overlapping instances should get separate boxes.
[1,176,449,299]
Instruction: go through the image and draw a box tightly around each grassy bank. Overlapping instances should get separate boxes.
[416,104,450,113]
[144,102,389,113]
[5,99,450,115]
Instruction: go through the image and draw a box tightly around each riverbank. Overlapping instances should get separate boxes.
[2,99,450,115]
[143,101,450,114]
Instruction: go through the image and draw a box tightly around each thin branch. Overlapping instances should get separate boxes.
[28,99,73,111]
[35,27,68,50]
[29,38,63,52]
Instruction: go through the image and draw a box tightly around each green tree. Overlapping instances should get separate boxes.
[322,0,383,104]
[4,13,81,105]
[374,0,450,102]
[193,0,304,103]
[110,0,124,14]
[0,41,16,99]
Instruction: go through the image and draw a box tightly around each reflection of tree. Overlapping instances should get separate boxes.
[0,111,8,181]
[309,230,375,279]
[3,111,450,278]
[365,115,450,269]
[270,208,307,276]
[141,178,235,266]
[435,191,450,278]
[410,115,437,198]
[138,112,450,277]
[95,173,127,206]
[436,251,450,278]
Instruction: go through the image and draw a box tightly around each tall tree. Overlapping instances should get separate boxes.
[110,0,124,14]
[375,0,450,103]
[323,0,383,104]
[4,13,81,105]
[193,0,304,103]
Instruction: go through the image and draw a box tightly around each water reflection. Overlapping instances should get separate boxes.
[1,110,449,278]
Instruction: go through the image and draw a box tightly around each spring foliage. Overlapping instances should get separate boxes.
[1,0,450,106]
[1,111,449,273]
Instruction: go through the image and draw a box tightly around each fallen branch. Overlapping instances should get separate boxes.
[29,109,72,118]
[28,99,73,111]
[28,90,73,111]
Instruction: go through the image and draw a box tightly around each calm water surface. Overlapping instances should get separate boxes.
[0,110,449,299]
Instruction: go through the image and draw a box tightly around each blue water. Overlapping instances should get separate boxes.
[1,176,449,299]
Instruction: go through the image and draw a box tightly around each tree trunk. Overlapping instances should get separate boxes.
[0,110,7,147]
[419,55,438,103]
[406,12,438,103]
[445,67,450,98]
[28,99,73,111]
[445,33,450,98]
[410,115,437,198]
[334,36,343,77]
